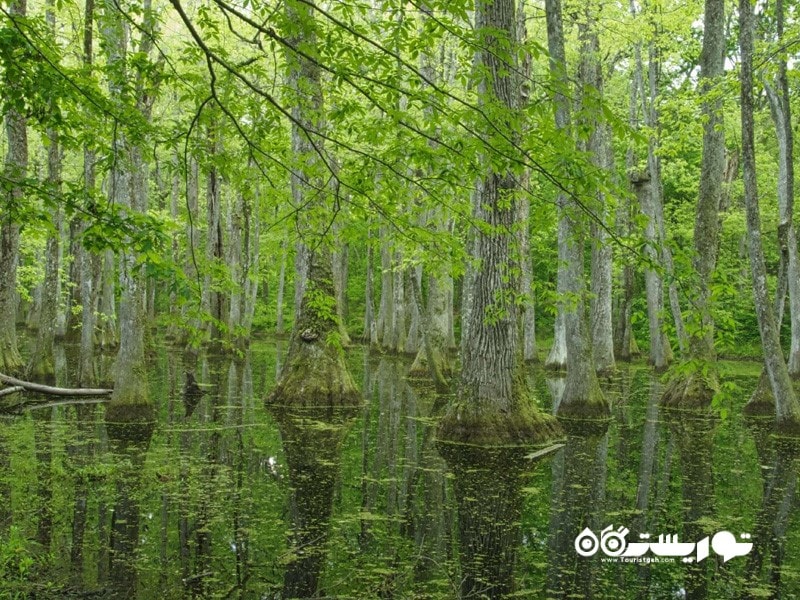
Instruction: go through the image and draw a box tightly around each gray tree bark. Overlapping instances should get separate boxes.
[545,0,607,417]
[332,229,351,346]
[576,2,615,373]
[227,189,244,338]
[626,19,667,368]
[275,238,287,335]
[0,0,28,375]
[762,1,800,378]
[439,0,560,446]
[267,0,358,410]
[403,267,421,355]
[27,0,63,381]
[377,229,394,347]
[362,228,378,346]
[241,183,260,338]
[103,0,158,413]
[662,0,725,407]
[97,249,118,349]
[203,132,224,344]
[739,0,800,431]
[78,0,100,385]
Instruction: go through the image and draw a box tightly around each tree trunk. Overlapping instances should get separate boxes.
[545,0,607,418]
[105,0,158,415]
[332,234,351,346]
[762,1,800,378]
[98,249,118,349]
[439,0,560,446]
[203,133,224,345]
[181,157,200,344]
[362,228,377,345]
[267,0,358,411]
[389,255,405,353]
[403,267,421,355]
[633,170,670,370]
[27,5,62,384]
[410,270,452,381]
[576,2,615,373]
[662,0,726,407]
[228,189,244,338]
[518,191,538,363]
[275,238,287,335]
[739,0,800,431]
[377,228,394,347]
[241,182,260,339]
[0,0,28,375]
[76,0,99,385]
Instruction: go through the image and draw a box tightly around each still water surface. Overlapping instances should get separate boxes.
[0,339,797,599]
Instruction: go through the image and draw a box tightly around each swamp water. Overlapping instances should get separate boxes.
[0,338,798,599]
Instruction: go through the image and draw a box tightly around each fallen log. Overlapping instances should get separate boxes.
[0,374,113,397]
[0,386,24,398]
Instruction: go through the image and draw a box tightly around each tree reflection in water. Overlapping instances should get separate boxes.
[267,402,357,599]
[105,412,155,599]
[438,441,555,599]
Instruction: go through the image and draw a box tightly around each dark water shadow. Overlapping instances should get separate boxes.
[267,401,358,599]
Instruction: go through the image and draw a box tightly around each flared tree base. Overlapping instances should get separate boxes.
[0,343,24,377]
[556,375,610,420]
[25,359,55,385]
[744,371,775,416]
[438,402,562,448]
[661,369,717,409]
[267,337,360,409]
[408,346,452,380]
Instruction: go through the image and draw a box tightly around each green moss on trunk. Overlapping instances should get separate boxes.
[268,253,360,409]
[661,369,718,409]
[438,399,562,448]
[556,391,609,421]
[0,346,24,376]
[743,370,775,416]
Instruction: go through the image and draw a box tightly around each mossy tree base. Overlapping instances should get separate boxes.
[267,338,360,409]
[556,375,610,420]
[408,347,452,380]
[0,344,24,377]
[744,370,775,416]
[437,402,562,448]
[661,369,718,409]
[26,359,55,385]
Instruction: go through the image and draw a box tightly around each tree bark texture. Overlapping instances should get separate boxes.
[268,0,358,409]
[739,0,800,430]
[662,0,725,407]
[689,0,726,362]
[545,0,606,418]
[439,0,560,446]
[0,0,28,375]
[576,2,615,373]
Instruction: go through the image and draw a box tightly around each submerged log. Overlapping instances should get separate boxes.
[0,386,24,398]
[0,373,113,396]
[2,396,108,414]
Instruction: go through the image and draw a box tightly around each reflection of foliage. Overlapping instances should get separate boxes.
[0,526,35,598]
